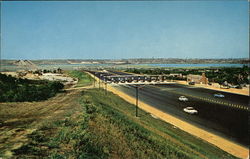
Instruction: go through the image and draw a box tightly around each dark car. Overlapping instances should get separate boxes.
[235,85,242,89]
[188,82,195,85]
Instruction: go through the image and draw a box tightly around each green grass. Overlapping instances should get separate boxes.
[67,70,93,87]
[80,89,238,159]
[12,88,238,159]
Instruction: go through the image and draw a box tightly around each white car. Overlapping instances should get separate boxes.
[214,93,225,98]
[183,107,198,114]
[179,96,188,102]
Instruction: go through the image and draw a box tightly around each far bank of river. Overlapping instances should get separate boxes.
[0,63,248,71]
[144,63,247,68]
[33,63,250,69]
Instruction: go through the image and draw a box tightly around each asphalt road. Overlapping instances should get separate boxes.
[114,83,248,146]
[90,70,249,146]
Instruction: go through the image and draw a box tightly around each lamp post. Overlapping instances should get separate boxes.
[99,74,102,90]
[93,72,97,88]
[103,76,108,95]
[134,84,146,117]
[136,86,138,117]
[105,82,107,95]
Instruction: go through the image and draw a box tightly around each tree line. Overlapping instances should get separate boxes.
[0,73,64,102]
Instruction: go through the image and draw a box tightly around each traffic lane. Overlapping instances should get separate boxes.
[182,84,249,103]
[104,70,248,103]
[116,84,228,128]
[154,84,249,106]
[122,84,184,115]
[107,71,249,106]
[115,84,248,146]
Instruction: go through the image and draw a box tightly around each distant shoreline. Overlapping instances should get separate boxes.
[0,63,248,72]
[1,58,249,66]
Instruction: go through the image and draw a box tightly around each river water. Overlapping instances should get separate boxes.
[0,63,248,71]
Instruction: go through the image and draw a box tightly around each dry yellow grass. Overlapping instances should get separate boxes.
[0,89,83,157]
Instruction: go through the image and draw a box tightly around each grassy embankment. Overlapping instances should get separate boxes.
[0,71,238,158]
[67,70,93,87]
[9,86,237,158]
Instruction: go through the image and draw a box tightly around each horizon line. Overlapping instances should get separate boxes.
[1,57,249,61]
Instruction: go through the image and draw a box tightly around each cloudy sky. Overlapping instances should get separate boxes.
[1,1,249,59]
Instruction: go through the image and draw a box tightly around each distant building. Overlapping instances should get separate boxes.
[169,73,182,77]
[187,73,208,84]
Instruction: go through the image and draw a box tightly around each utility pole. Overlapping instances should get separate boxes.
[99,74,103,90]
[99,76,101,89]
[134,84,146,117]
[136,86,138,117]
[105,82,107,95]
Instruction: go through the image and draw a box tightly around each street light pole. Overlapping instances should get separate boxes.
[105,82,107,95]
[136,86,138,117]
[99,76,101,90]
[134,84,146,117]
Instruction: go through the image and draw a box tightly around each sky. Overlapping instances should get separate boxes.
[1,1,249,60]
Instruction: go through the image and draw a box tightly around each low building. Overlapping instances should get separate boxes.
[169,73,182,78]
[187,73,208,84]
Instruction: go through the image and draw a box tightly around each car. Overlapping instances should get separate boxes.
[178,96,188,102]
[214,93,225,98]
[183,107,198,114]
[235,85,242,89]
[188,82,195,85]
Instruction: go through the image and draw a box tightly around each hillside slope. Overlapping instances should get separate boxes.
[0,88,238,158]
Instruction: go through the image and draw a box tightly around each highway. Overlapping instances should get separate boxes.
[90,70,249,146]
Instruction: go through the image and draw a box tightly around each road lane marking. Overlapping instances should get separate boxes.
[107,85,249,159]
[149,84,249,111]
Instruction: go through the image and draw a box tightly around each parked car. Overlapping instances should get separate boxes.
[214,93,225,98]
[183,107,198,114]
[178,96,188,102]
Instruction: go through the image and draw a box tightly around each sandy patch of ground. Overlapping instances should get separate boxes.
[1,72,18,77]
[1,72,77,85]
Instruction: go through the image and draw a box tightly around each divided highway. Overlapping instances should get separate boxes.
[89,70,249,146]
